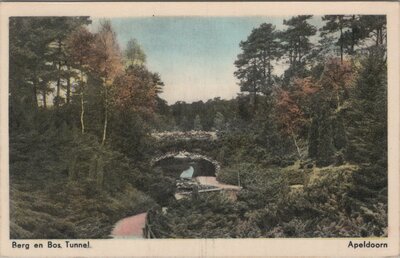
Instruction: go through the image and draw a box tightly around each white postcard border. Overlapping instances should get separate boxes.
[0,2,399,257]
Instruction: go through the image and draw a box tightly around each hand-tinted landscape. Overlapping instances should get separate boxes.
[9,15,387,239]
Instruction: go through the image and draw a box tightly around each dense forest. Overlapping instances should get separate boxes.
[10,15,387,238]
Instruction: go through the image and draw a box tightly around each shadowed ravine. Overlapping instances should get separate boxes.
[111,155,241,238]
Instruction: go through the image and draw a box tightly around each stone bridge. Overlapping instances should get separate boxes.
[151,150,221,175]
[151,130,221,173]
[149,130,237,194]
[150,130,220,164]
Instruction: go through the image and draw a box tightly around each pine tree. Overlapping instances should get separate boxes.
[346,47,387,219]
[280,15,316,83]
[234,23,281,109]
[320,15,348,63]
[346,46,387,164]
[9,18,55,110]
[359,15,386,46]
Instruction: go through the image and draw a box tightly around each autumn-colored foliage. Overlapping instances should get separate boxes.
[276,90,305,136]
[319,58,354,92]
[66,26,94,70]
[89,20,123,83]
[113,66,160,116]
[276,76,319,137]
[277,57,354,137]
[276,88,307,158]
[293,77,319,96]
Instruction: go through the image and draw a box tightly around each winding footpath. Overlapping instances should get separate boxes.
[111,213,147,239]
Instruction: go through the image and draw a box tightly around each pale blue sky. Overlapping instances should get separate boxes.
[92,16,323,104]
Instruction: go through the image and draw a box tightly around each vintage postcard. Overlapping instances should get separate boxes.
[0,1,399,257]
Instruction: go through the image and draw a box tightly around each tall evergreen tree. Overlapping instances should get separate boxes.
[359,15,386,46]
[346,46,387,164]
[342,15,366,55]
[234,23,281,109]
[43,17,91,107]
[280,15,316,83]
[320,15,347,63]
[345,46,387,218]
[9,18,54,111]
[320,15,366,62]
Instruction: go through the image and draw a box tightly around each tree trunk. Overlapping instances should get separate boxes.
[55,38,62,107]
[253,91,257,112]
[56,75,61,105]
[55,65,62,107]
[350,15,356,54]
[32,79,38,108]
[340,27,343,63]
[292,133,301,159]
[101,81,108,145]
[79,67,85,134]
[298,36,302,64]
[267,57,272,88]
[66,66,71,104]
[42,89,47,109]
[80,91,85,134]
[262,50,267,94]
[251,59,258,112]
[293,42,296,63]
[102,104,108,145]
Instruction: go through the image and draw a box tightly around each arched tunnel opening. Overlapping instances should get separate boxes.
[153,156,216,179]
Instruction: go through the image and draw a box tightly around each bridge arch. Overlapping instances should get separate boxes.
[151,151,221,177]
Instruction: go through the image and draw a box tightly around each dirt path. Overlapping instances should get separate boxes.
[112,177,241,237]
[195,176,242,190]
[111,212,147,239]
